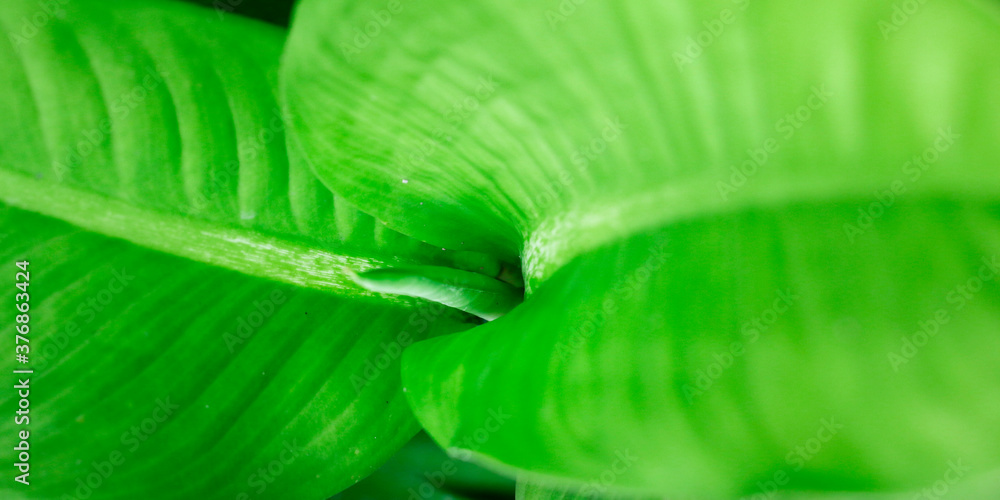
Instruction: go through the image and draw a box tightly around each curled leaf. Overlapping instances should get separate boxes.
[351,265,523,321]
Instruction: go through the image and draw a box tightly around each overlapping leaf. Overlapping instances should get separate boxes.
[283,0,1000,496]
[0,204,471,499]
[0,0,481,498]
[334,432,514,499]
[404,212,1000,496]
[283,0,1000,289]
[0,0,485,301]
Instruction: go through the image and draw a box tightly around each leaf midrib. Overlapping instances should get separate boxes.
[0,166,421,304]
[524,173,1000,290]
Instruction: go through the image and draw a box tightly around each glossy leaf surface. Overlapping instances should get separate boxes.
[284,0,1000,495]
[404,207,1000,496]
[0,1,477,498]
[0,0,473,301]
[0,204,470,499]
[284,0,1000,288]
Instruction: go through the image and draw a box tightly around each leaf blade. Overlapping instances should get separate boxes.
[0,0,479,298]
[0,203,472,499]
[404,201,1000,497]
[282,0,1000,288]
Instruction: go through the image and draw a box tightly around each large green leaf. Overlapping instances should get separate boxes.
[0,0,495,299]
[0,204,469,499]
[0,0,481,498]
[283,0,1000,495]
[283,0,1000,289]
[404,208,1000,496]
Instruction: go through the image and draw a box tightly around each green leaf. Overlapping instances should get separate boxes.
[283,0,1000,495]
[516,480,661,500]
[0,0,490,300]
[0,0,480,498]
[516,483,575,500]
[283,0,1000,289]
[351,265,523,321]
[404,210,1000,497]
[519,470,1000,500]
[334,432,515,500]
[0,204,470,499]
[517,476,1000,500]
